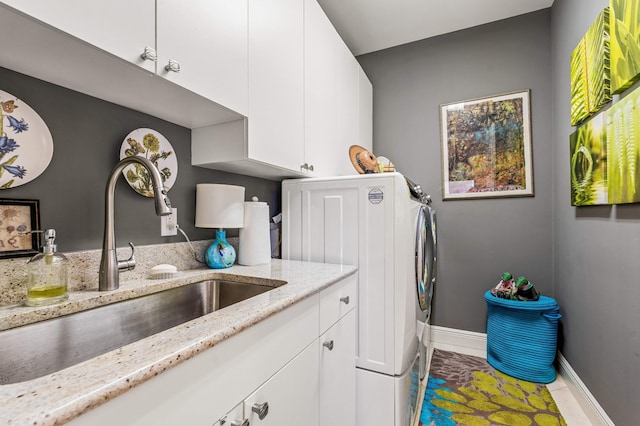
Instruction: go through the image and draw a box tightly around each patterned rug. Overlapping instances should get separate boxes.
[420,349,567,426]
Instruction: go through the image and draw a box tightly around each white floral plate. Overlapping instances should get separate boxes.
[0,90,54,189]
[119,128,178,197]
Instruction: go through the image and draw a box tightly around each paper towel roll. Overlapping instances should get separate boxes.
[239,199,271,265]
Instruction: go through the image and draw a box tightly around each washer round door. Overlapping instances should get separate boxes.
[415,205,437,317]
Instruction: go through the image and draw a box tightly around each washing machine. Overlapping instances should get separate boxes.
[282,172,436,426]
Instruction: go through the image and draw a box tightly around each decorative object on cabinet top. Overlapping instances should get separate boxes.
[349,144,378,174]
[0,90,54,189]
[119,128,177,197]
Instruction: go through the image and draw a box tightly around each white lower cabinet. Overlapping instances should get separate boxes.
[319,309,356,426]
[69,273,357,426]
[244,343,319,426]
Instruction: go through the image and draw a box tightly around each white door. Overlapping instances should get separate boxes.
[244,343,319,426]
[319,309,356,426]
[157,0,248,115]
[1,0,155,72]
[247,0,304,173]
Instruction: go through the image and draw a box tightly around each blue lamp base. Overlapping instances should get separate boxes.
[205,229,236,269]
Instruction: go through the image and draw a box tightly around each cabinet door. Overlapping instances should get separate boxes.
[244,343,319,426]
[247,0,304,173]
[304,0,359,177]
[358,66,373,152]
[319,309,356,426]
[304,0,338,177]
[1,0,155,72]
[157,0,248,115]
[334,40,359,175]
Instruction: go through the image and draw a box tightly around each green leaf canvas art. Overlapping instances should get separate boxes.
[610,0,640,94]
[606,86,640,203]
[570,113,608,206]
[570,8,611,126]
[570,86,640,206]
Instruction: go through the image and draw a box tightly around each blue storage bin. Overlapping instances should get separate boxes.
[484,290,561,384]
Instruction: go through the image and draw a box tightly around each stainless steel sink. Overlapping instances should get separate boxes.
[0,279,283,385]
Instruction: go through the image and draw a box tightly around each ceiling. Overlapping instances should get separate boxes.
[316,0,554,56]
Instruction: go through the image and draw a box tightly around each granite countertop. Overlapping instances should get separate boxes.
[0,259,357,426]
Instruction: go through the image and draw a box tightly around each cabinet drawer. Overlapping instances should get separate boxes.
[319,273,357,333]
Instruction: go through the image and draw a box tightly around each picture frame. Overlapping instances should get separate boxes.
[0,199,41,259]
[440,90,534,200]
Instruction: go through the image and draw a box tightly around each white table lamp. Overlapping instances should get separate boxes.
[195,184,245,268]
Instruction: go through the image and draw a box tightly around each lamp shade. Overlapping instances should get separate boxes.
[195,184,245,228]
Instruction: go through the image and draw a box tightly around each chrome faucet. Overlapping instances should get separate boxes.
[99,156,172,291]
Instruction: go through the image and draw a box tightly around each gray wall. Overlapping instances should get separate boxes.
[552,0,639,424]
[358,10,554,332]
[0,67,281,253]
[360,3,638,423]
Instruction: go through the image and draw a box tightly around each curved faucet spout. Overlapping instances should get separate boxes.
[99,156,172,291]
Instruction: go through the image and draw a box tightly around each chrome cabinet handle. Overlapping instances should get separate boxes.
[230,419,249,426]
[308,164,314,171]
[164,59,181,73]
[340,296,350,305]
[140,46,157,62]
[323,340,334,351]
[252,402,269,420]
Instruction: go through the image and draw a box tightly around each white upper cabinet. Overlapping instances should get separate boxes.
[246,0,305,174]
[304,0,366,177]
[358,66,374,152]
[334,39,360,175]
[0,0,156,72]
[0,1,244,127]
[157,0,248,116]
[304,0,340,177]
[1,0,372,180]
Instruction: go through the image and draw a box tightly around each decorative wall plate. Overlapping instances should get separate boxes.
[119,128,178,197]
[0,90,54,189]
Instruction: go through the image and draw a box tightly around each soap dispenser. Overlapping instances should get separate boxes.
[26,229,69,306]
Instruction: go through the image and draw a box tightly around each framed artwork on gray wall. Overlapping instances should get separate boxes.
[440,90,534,200]
[0,198,40,258]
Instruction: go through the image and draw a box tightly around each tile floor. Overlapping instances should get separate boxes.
[417,342,593,426]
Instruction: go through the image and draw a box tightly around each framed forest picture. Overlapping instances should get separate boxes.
[440,90,534,200]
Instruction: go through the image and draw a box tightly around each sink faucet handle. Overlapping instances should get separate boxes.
[117,242,136,272]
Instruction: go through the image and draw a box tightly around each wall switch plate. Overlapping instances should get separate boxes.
[161,208,178,236]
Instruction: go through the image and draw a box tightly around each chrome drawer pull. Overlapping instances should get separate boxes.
[164,59,181,73]
[323,340,334,351]
[252,402,269,420]
[230,419,249,426]
[140,46,157,62]
[340,296,350,305]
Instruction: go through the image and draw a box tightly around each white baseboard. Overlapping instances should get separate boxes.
[556,352,615,426]
[427,326,613,425]
[429,325,487,357]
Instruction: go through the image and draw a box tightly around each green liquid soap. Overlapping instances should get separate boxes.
[26,285,69,306]
[25,229,70,307]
